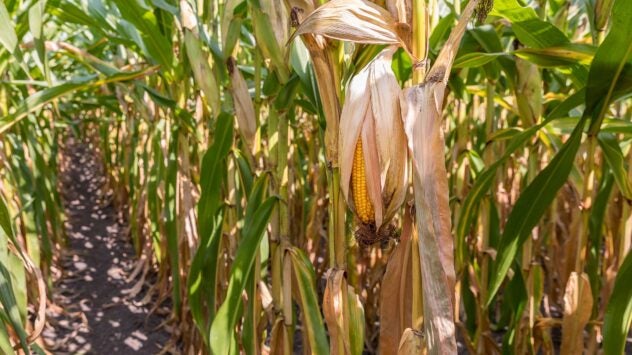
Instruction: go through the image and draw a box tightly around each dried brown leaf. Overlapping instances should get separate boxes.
[397,328,427,355]
[561,272,593,355]
[299,33,340,163]
[291,0,402,46]
[386,0,412,25]
[379,210,414,355]
[399,0,480,353]
[227,58,256,149]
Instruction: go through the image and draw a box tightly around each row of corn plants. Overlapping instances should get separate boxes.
[1,0,632,353]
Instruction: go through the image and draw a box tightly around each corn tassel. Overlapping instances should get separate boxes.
[352,139,374,223]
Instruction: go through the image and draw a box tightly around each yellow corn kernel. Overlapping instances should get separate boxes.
[352,139,374,224]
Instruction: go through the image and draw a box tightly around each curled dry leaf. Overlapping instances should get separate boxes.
[292,6,340,163]
[401,82,456,354]
[561,272,593,355]
[379,208,414,354]
[290,0,403,47]
[386,0,412,26]
[227,57,256,149]
[339,47,407,241]
[397,328,427,355]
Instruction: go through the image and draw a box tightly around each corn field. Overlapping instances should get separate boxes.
[1,0,631,353]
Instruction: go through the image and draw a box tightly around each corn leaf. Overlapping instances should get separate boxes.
[111,0,173,68]
[209,176,277,354]
[490,0,568,48]
[487,116,587,305]
[585,0,632,133]
[603,250,632,354]
[598,133,632,200]
[288,247,329,355]
[0,262,27,353]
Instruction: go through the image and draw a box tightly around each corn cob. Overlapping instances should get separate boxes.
[352,139,374,223]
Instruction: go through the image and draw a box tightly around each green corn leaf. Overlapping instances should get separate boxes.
[454,52,504,68]
[197,112,233,239]
[0,66,157,135]
[598,133,632,200]
[111,0,173,68]
[187,113,234,344]
[587,171,614,309]
[234,150,254,198]
[486,116,587,305]
[183,30,221,115]
[586,0,632,134]
[0,262,28,353]
[603,250,632,355]
[250,6,289,83]
[288,247,329,355]
[188,211,223,344]
[209,176,277,354]
[491,0,568,48]
[456,119,552,268]
[165,130,181,313]
[514,44,595,67]
[50,2,104,31]
[0,196,13,240]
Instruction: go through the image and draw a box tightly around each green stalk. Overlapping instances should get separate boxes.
[577,136,597,273]
[411,0,429,330]
[475,80,495,352]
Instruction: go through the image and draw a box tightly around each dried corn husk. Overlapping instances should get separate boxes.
[339,47,407,241]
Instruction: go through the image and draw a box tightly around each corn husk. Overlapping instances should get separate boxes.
[379,208,414,354]
[339,47,407,232]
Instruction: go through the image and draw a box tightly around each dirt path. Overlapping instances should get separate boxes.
[42,141,170,354]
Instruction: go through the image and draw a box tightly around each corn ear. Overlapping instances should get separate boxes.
[340,48,406,234]
[352,140,374,224]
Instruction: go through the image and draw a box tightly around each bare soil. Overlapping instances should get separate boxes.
[42,141,170,354]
